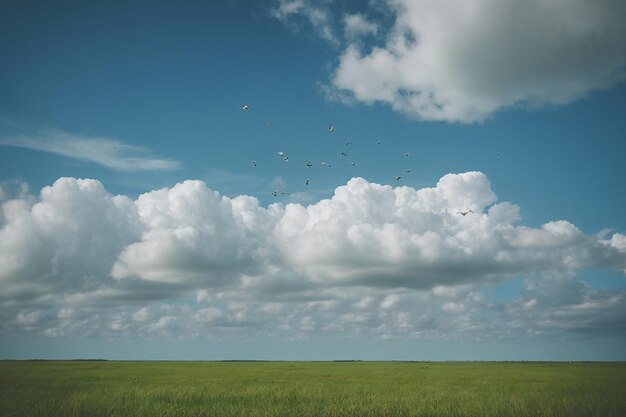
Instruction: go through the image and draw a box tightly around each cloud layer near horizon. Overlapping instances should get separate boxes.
[1,173,625,341]
[275,0,626,122]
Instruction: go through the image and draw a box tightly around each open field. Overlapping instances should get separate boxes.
[1,361,624,417]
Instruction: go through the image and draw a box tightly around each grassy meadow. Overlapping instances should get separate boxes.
[1,361,624,417]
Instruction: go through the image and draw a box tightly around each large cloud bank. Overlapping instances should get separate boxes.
[1,173,625,340]
[275,0,626,122]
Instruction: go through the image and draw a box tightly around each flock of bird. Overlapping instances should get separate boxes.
[241,104,476,216]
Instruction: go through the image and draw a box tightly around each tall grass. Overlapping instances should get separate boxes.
[1,361,624,416]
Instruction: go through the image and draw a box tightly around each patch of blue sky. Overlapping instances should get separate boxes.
[579,269,626,291]
[484,276,525,303]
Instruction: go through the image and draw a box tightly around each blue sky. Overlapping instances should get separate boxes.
[1,0,625,360]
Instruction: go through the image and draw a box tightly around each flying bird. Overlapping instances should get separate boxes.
[272,190,289,197]
[305,160,313,168]
[305,178,311,186]
[251,160,257,167]
[351,162,357,166]
[320,161,333,167]
[341,152,348,157]
[395,176,402,181]
[405,152,411,157]
[346,140,352,145]
[457,210,474,216]
[377,140,383,145]
[241,104,249,110]
[328,124,335,133]
[405,169,411,173]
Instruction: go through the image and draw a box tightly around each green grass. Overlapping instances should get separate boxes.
[1,361,624,416]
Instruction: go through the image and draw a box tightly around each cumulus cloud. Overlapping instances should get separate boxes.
[274,172,622,288]
[504,272,626,337]
[338,0,626,121]
[274,0,626,122]
[0,130,180,171]
[1,173,625,342]
[111,180,281,285]
[0,177,141,303]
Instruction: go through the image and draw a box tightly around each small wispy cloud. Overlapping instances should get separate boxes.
[0,130,180,172]
[343,13,378,39]
[271,0,338,45]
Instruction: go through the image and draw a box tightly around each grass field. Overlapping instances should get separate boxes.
[1,361,624,417]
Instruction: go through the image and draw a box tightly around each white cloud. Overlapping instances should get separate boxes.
[111,180,281,285]
[604,233,626,274]
[273,173,626,290]
[505,272,626,336]
[1,173,625,342]
[0,177,141,302]
[3,172,625,300]
[131,307,151,322]
[285,0,626,122]
[316,81,356,106]
[607,233,626,252]
[272,0,338,44]
[344,13,378,38]
[0,130,180,171]
[380,294,400,309]
[0,180,31,205]
[57,307,74,319]
[16,311,41,326]
[146,315,178,334]
[432,285,472,300]
[193,307,223,323]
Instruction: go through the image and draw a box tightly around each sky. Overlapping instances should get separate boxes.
[1,0,625,361]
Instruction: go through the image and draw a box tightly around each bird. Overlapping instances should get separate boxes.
[457,210,474,216]
[405,152,411,157]
[377,140,383,145]
[272,190,289,197]
[305,178,311,186]
[340,152,348,157]
[320,161,333,167]
[405,169,411,173]
[395,176,402,181]
[328,124,335,133]
[346,140,352,145]
[277,151,289,162]
[351,162,357,166]
[304,160,313,168]
[241,104,249,110]
[251,160,257,167]
[277,151,285,156]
